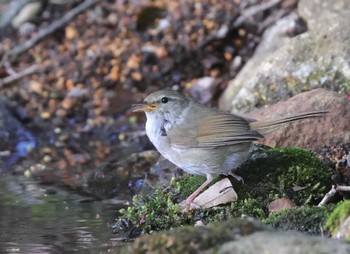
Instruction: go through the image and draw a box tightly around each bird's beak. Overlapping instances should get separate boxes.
[131,102,159,112]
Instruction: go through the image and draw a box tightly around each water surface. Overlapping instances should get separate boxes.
[0,175,124,254]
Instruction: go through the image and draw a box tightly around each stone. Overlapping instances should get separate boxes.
[187,76,220,104]
[219,0,350,113]
[246,89,350,152]
[335,215,350,241]
[115,218,350,254]
[298,0,350,31]
[268,197,295,213]
[219,12,303,112]
[217,231,350,254]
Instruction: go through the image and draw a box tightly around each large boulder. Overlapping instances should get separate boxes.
[246,88,350,152]
[115,218,350,254]
[219,0,350,113]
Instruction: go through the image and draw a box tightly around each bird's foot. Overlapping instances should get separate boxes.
[229,172,244,184]
[179,199,201,212]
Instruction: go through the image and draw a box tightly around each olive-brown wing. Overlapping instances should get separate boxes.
[167,111,262,149]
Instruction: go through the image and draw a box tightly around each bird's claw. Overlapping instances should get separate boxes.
[229,172,244,184]
[179,200,201,212]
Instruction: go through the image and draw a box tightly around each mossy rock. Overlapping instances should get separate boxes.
[325,200,350,239]
[235,145,333,206]
[114,145,332,236]
[264,205,334,235]
[114,216,350,254]
[114,218,268,254]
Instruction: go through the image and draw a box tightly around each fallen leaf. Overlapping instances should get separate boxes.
[65,26,78,40]
[193,178,237,209]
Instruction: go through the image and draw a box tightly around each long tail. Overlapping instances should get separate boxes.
[249,110,328,136]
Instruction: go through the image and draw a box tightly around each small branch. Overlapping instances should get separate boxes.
[318,185,350,206]
[337,185,350,191]
[3,60,17,76]
[234,0,282,27]
[4,0,101,59]
[0,65,39,88]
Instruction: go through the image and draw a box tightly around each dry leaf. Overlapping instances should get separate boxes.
[109,66,120,81]
[126,53,141,69]
[193,178,237,209]
[65,26,78,40]
[29,80,43,94]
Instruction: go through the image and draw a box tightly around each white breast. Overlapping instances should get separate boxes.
[145,113,170,153]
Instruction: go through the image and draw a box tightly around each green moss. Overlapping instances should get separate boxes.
[235,145,332,206]
[231,197,267,218]
[325,201,350,237]
[264,205,333,235]
[115,145,332,236]
[257,64,350,107]
[117,175,207,234]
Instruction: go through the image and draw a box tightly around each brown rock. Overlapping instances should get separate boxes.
[268,198,295,213]
[246,88,350,152]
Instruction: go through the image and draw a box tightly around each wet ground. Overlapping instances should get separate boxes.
[0,174,125,254]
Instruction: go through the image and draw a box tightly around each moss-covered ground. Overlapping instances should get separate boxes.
[114,145,333,236]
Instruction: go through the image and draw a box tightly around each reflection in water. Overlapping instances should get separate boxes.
[0,175,124,254]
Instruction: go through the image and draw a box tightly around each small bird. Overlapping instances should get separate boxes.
[132,89,327,209]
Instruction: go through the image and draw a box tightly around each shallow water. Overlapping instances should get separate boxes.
[0,175,124,254]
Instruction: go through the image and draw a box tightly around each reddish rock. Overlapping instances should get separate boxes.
[246,88,350,152]
[268,197,295,213]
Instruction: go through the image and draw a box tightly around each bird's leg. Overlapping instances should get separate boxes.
[179,174,213,210]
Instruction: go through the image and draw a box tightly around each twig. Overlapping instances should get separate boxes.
[3,60,17,76]
[0,65,39,88]
[257,8,289,34]
[234,0,282,27]
[318,185,350,206]
[4,0,101,59]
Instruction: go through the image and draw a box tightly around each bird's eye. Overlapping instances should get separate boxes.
[161,97,169,103]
